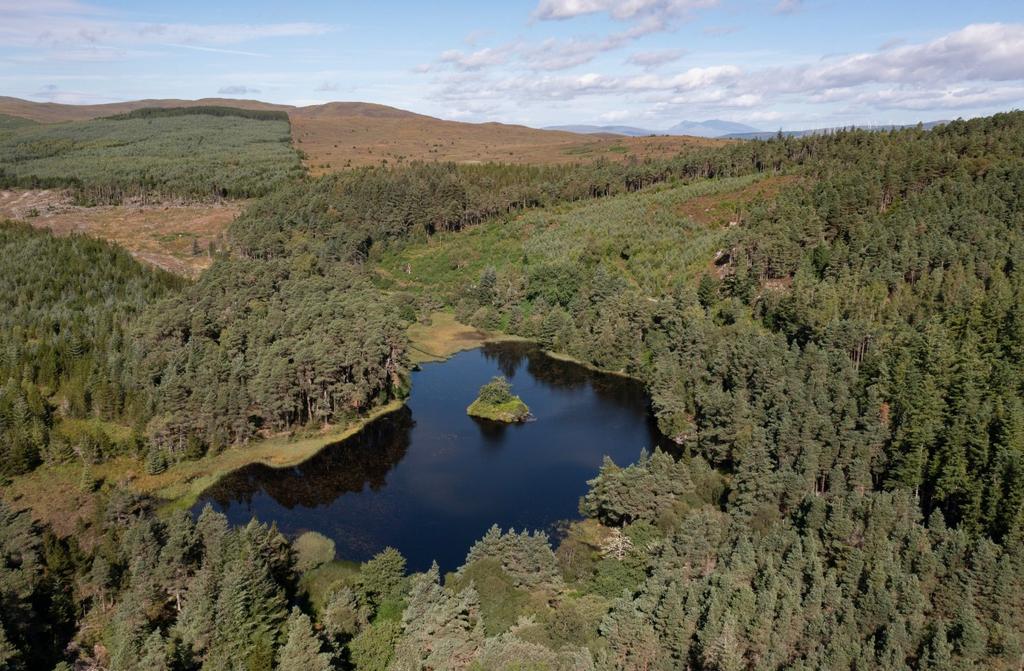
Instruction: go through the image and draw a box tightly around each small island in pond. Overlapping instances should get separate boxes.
[467,375,531,423]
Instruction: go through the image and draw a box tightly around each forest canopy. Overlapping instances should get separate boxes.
[3,112,1024,670]
[0,111,303,203]
[0,221,181,476]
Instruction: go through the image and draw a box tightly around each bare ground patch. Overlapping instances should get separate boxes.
[678,174,802,228]
[0,189,241,277]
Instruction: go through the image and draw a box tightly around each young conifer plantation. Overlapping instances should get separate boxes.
[2,110,1024,670]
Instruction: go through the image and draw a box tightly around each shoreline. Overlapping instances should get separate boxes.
[3,310,642,534]
[405,310,528,364]
[150,398,408,511]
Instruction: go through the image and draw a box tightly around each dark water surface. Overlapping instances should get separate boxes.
[195,342,670,571]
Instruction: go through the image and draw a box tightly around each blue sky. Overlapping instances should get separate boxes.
[2,0,1023,130]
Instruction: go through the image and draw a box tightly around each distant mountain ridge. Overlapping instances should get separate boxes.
[545,119,761,138]
[723,121,950,140]
[667,120,760,137]
[0,96,726,173]
[546,119,952,140]
[545,124,657,137]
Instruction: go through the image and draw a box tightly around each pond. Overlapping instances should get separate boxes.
[194,341,672,571]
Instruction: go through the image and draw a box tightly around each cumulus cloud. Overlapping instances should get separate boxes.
[427,22,1024,124]
[522,35,626,70]
[831,85,1024,111]
[314,81,339,92]
[218,85,260,95]
[440,45,516,71]
[437,20,674,74]
[625,65,742,92]
[428,0,717,76]
[767,23,1024,95]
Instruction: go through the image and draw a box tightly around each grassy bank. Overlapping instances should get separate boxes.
[2,399,406,535]
[467,397,531,422]
[146,399,407,511]
[4,312,507,536]
[406,310,526,363]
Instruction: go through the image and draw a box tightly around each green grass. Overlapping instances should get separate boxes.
[0,111,303,201]
[374,174,764,302]
[467,397,531,422]
[300,560,363,614]
[0,113,38,132]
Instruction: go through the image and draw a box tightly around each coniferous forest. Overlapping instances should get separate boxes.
[3,112,1024,670]
[0,109,303,204]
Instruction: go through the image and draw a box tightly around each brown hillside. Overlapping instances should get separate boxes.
[0,96,729,171]
[289,106,726,173]
[0,96,292,123]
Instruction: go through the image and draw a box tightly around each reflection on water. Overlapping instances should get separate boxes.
[201,408,415,511]
[194,341,670,571]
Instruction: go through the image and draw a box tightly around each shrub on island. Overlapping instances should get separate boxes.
[467,376,531,423]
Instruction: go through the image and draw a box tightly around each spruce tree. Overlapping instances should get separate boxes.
[278,608,333,671]
[138,629,170,671]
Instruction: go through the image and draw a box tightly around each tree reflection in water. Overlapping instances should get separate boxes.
[202,407,414,510]
[195,342,671,570]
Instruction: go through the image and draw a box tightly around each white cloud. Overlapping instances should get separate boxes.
[29,82,117,104]
[835,85,1024,111]
[523,36,625,70]
[166,44,264,57]
[703,25,739,36]
[218,85,261,95]
[440,45,516,71]
[0,1,331,53]
[427,22,1024,126]
[626,48,686,69]
[532,0,718,22]
[623,65,742,92]
[824,23,1022,86]
[598,109,634,122]
[464,29,492,47]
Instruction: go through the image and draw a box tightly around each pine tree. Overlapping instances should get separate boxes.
[0,618,21,671]
[392,566,484,670]
[703,616,745,671]
[278,608,333,671]
[138,629,170,671]
[348,620,401,671]
[357,546,407,611]
[206,551,287,671]
[323,586,364,640]
[921,622,953,671]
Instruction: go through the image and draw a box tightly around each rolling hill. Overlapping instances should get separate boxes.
[0,97,728,173]
[0,96,291,123]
